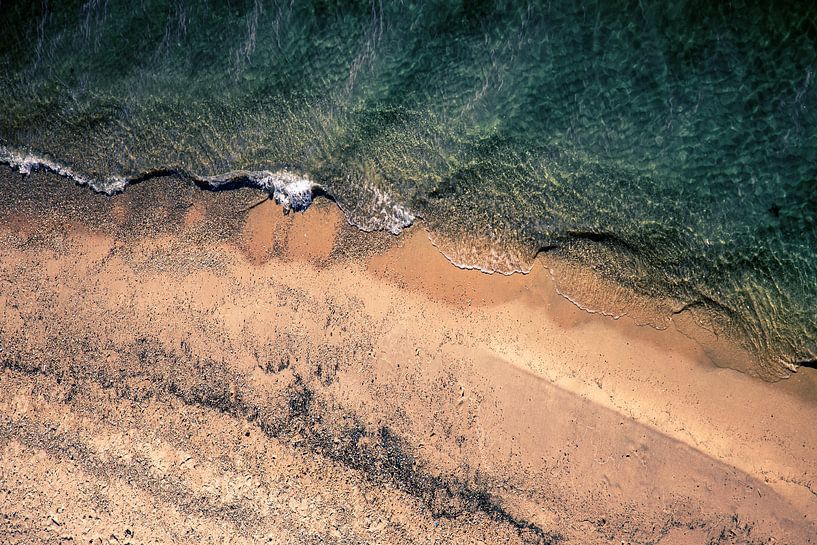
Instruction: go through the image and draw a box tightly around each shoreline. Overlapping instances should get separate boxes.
[2,150,805,379]
[1,168,816,543]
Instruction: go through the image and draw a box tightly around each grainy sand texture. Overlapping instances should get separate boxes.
[1,169,816,545]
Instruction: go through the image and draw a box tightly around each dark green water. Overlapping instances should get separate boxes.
[1,1,816,377]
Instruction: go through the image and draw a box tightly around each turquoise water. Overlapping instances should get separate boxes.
[1,1,816,376]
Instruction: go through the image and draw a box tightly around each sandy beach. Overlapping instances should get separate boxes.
[1,168,815,544]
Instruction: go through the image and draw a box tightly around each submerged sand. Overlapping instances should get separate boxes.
[0,169,815,544]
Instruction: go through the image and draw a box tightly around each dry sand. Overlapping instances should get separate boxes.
[0,169,815,544]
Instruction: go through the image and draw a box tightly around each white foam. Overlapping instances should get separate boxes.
[201,169,317,213]
[265,174,314,213]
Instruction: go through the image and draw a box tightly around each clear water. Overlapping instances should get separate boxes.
[1,1,816,376]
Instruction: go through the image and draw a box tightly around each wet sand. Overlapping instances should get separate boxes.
[1,169,815,544]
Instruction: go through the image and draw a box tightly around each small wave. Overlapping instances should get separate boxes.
[200,170,316,213]
[425,231,535,276]
[0,142,420,234]
[334,182,415,235]
[548,270,629,320]
[0,145,129,194]
[0,144,319,214]
[0,144,421,233]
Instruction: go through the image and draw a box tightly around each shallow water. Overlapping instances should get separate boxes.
[1,1,815,376]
